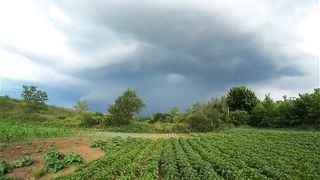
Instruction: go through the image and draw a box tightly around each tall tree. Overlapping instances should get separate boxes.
[226,86,258,112]
[108,88,145,125]
[21,85,48,112]
[74,99,89,112]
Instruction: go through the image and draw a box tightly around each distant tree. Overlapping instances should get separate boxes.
[169,107,180,122]
[21,85,48,112]
[170,107,179,117]
[74,99,89,112]
[226,86,259,112]
[294,89,320,125]
[150,113,171,123]
[108,88,145,125]
[250,94,277,126]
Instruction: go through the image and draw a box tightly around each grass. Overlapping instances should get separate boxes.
[0,121,83,143]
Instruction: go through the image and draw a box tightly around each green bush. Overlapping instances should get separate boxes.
[229,110,250,126]
[80,114,100,127]
[187,112,218,132]
[150,113,171,123]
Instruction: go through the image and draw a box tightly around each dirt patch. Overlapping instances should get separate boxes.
[0,137,105,180]
[86,132,192,139]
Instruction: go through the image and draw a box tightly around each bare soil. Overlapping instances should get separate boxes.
[0,137,105,180]
[86,132,192,139]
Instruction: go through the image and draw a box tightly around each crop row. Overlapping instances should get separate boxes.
[56,129,320,179]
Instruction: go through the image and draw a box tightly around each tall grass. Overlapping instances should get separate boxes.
[0,121,83,143]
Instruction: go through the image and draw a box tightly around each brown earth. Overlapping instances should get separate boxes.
[0,137,105,180]
[85,132,192,139]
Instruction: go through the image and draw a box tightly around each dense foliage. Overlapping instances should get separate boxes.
[21,85,48,112]
[1,85,319,133]
[226,86,259,112]
[108,88,145,125]
[56,128,320,179]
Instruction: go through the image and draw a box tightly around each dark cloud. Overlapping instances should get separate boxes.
[2,0,317,114]
[44,0,312,114]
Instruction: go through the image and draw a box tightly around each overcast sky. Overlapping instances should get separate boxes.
[0,0,319,114]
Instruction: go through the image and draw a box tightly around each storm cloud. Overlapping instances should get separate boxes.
[1,0,318,114]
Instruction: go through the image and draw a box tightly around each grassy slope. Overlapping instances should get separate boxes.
[0,121,83,143]
[0,96,231,135]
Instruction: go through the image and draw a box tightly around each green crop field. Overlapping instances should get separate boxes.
[56,128,320,179]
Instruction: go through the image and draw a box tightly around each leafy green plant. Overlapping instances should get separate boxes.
[64,153,83,166]
[0,161,10,176]
[45,150,65,173]
[111,136,124,147]
[90,140,108,151]
[14,155,34,168]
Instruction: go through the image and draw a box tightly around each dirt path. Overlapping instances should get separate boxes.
[86,131,192,139]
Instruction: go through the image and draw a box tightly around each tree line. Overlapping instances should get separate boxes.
[18,85,320,131]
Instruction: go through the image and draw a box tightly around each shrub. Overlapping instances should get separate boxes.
[80,114,100,127]
[150,113,171,123]
[229,110,250,126]
[187,112,221,132]
[57,115,66,120]
[33,167,46,178]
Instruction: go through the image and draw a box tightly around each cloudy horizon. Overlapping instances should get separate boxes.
[0,0,319,114]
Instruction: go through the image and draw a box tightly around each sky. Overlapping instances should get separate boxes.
[0,0,319,114]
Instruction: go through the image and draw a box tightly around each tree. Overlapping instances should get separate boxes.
[108,88,145,125]
[21,85,48,112]
[226,86,259,112]
[294,89,320,125]
[229,110,250,126]
[169,107,180,122]
[74,99,89,112]
[250,94,277,127]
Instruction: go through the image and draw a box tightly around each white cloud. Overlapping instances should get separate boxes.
[0,49,82,84]
[49,5,72,24]
[167,73,186,82]
[297,8,319,56]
